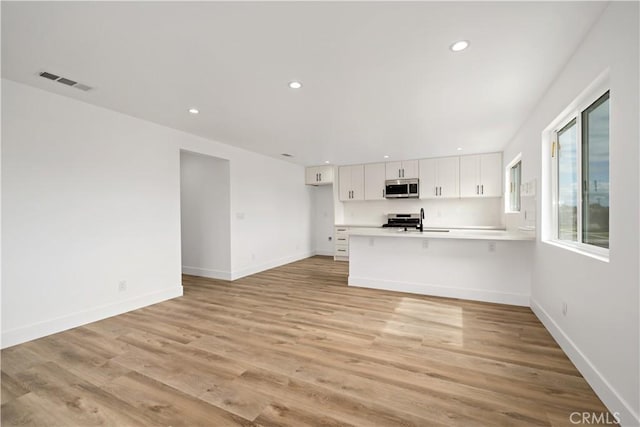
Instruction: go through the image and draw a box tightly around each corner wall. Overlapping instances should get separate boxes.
[502,3,639,424]
[1,78,313,347]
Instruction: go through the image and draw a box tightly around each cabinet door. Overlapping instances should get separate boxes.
[338,166,351,201]
[437,156,460,198]
[317,165,334,184]
[385,161,403,180]
[305,166,319,185]
[419,158,438,199]
[401,160,419,179]
[459,155,481,197]
[479,153,502,197]
[350,164,365,200]
[364,163,386,200]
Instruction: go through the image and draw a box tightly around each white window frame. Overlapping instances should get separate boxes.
[505,153,522,213]
[542,71,610,262]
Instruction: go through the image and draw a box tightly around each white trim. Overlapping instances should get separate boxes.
[182,265,232,280]
[348,276,529,306]
[1,286,183,349]
[543,239,610,263]
[530,298,639,427]
[230,251,314,280]
[313,249,335,257]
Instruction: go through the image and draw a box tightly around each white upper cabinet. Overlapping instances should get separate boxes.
[385,160,419,179]
[419,156,460,199]
[364,163,386,200]
[339,165,365,201]
[305,165,334,185]
[459,153,502,198]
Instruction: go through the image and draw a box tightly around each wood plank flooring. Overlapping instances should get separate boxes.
[1,256,611,426]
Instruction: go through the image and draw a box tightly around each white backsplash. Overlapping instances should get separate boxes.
[337,197,505,228]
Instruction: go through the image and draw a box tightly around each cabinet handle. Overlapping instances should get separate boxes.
[319,172,322,181]
[435,187,438,196]
[398,168,401,178]
[402,168,405,178]
[383,189,385,198]
[481,185,484,195]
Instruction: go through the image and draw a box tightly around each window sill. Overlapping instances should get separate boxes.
[542,239,609,263]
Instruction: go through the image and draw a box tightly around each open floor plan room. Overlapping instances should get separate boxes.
[2,1,638,426]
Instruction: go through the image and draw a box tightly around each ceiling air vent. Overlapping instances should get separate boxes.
[38,71,93,92]
[39,71,59,80]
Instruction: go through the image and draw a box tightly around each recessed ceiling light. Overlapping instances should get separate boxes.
[384,155,390,159]
[457,147,463,151]
[450,40,470,52]
[324,160,330,164]
[188,108,199,114]
[288,81,302,89]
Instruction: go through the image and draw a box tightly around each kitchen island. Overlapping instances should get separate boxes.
[347,228,534,306]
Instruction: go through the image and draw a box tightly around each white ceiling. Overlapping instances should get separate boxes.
[2,1,607,166]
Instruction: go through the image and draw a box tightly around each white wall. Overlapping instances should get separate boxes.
[176,140,313,281]
[1,79,313,347]
[502,3,639,424]
[180,151,231,279]
[1,79,183,347]
[311,185,335,255]
[338,197,505,228]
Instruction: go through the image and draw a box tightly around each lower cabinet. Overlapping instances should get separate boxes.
[334,226,349,261]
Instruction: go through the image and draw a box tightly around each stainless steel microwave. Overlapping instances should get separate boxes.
[385,178,419,199]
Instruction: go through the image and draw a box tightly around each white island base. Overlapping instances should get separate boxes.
[348,231,533,306]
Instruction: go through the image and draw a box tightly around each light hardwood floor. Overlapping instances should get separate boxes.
[1,256,611,426]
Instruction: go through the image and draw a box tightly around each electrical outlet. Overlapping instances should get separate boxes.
[562,302,568,316]
[488,242,496,252]
[251,253,256,261]
[422,240,429,249]
[368,237,375,247]
[118,280,127,292]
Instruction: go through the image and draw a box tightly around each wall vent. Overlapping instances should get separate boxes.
[38,71,92,92]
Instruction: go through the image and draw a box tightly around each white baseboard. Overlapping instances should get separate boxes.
[231,251,314,280]
[314,249,334,256]
[182,265,232,281]
[530,298,639,427]
[1,287,183,349]
[348,276,530,306]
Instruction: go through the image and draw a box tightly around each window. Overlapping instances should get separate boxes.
[505,154,522,213]
[552,90,610,252]
[509,161,522,212]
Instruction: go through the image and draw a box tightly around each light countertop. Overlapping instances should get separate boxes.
[347,227,535,241]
